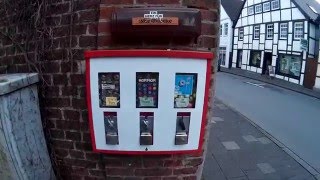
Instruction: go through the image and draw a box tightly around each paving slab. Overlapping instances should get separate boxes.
[202,99,315,180]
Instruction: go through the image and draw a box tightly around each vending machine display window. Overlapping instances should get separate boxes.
[98,73,120,108]
[174,73,198,108]
[136,72,159,108]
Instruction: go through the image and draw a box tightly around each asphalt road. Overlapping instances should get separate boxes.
[215,72,320,174]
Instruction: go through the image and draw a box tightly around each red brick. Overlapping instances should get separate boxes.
[104,158,123,167]
[198,36,217,48]
[50,129,65,139]
[80,121,89,131]
[64,158,97,168]
[82,132,92,142]
[53,26,70,38]
[72,98,87,109]
[56,120,80,131]
[54,148,69,158]
[53,74,69,85]
[70,74,85,85]
[164,159,182,167]
[89,170,105,177]
[72,167,90,176]
[48,3,70,15]
[69,150,85,159]
[143,159,164,167]
[64,109,81,120]
[77,10,98,23]
[98,22,111,34]
[79,87,86,98]
[66,131,82,141]
[184,158,203,167]
[162,177,179,180]
[79,36,96,47]
[52,139,74,149]
[101,0,133,5]
[88,23,98,35]
[106,168,134,176]
[105,177,123,180]
[74,0,99,11]
[136,0,179,4]
[75,142,92,151]
[182,0,219,9]
[201,23,216,35]
[42,61,60,73]
[173,167,197,175]
[44,98,70,107]
[61,86,78,96]
[44,108,62,119]
[72,24,87,35]
[72,49,85,60]
[86,152,100,161]
[201,10,218,22]
[135,168,172,176]
[182,176,197,180]
[99,6,114,20]
[84,176,105,180]
[143,177,161,180]
[97,35,112,47]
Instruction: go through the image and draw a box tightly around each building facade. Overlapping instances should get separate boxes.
[219,6,233,68]
[220,0,246,69]
[232,0,320,86]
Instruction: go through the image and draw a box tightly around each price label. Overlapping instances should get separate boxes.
[106,97,118,106]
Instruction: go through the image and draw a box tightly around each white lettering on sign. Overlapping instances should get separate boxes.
[144,11,164,21]
[138,79,156,83]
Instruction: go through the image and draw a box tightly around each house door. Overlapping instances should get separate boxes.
[236,50,243,68]
[303,58,317,89]
[262,52,272,74]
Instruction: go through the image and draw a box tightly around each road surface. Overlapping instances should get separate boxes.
[215,72,320,174]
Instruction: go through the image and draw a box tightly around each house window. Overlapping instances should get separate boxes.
[255,4,262,13]
[219,47,227,66]
[239,28,244,40]
[266,24,274,39]
[294,22,304,39]
[280,23,288,39]
[277,54,302,78]
[248,6,254,15]
[224,23,228,36]
[249,51,261,67]
[254,26,260,39]
[271,0,280,10]
[220,25,222,36]
[263,2,270,12]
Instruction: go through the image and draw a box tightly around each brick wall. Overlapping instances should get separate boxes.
[0,0,220,179]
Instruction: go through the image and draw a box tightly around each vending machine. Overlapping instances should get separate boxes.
[86,50,213,154]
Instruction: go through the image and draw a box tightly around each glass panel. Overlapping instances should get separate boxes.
[278,55,302,77]
[99,72,120,108]
[250,51,261,67]
[136,72,159,108]
[174,73,198,108]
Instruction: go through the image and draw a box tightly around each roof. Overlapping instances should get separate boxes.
[221,0,246,24]
[292,0,320,23]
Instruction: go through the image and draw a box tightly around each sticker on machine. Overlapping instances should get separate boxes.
[136,72,159,108]
[98,73,120,108]
[174,73,198,108]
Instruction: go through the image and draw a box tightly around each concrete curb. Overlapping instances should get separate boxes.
[220,69,320,100]
[216,97,320,180]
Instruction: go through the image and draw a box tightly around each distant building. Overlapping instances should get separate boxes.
[232,0,320,89]
[219,0,246,68]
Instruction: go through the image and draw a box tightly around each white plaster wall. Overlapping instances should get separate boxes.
[219,5,234,68]
[292,8,305,20]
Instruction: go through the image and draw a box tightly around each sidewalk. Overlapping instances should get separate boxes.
[220,67,320,100]
[202,99,315,180]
